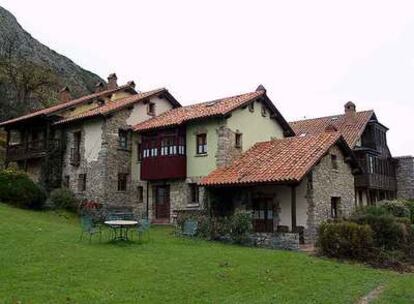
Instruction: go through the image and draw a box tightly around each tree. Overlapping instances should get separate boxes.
[0,32,59,120]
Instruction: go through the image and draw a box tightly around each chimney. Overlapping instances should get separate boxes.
[59,87,72,103]
[107,73,118,90]
[344,101,356,120]
[127,80,136,89]
[95,81,106,93]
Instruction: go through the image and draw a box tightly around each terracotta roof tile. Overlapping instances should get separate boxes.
[200,132,343,186]
[290,111,374,148]
[0,83,136,127]
[54,88,165,125]
[133,91,265,132]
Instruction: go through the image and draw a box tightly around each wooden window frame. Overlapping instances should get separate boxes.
[117,173,128,191]
[196,133,207,155]
[118,129,128,149]
[78,174,86,192]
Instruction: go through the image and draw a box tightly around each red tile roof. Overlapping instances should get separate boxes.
[200,132,347,186]
[290,111,375,148]
[54,88,166,125]
[133,91,266,132]
[0,83,136,127]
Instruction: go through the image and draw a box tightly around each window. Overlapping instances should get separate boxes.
[368,155,374,174]
[161,136,176,156]
[196,134,207,154]
[63,175,70,188]
[118,173,128,191]
[178,136,185,155]
[331,154,338,170]
[78,174,86,192]
[249,101,254,112]
[150,139,158,157]
[137,186,144,203]
[189,183,199,205]
[235,133,242,148]
[137,143,142,161]
[147,102,155,115]
[331,197,340,218]
[307,172,313,191]
[261,105,267,117]
[118,129,128,149]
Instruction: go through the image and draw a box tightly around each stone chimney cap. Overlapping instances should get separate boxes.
[256,84,266,92]
[127,80,136,88]
[344,101,356,113]
[108,73,117,80]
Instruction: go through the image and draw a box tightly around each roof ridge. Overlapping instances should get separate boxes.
[290,110,374,124]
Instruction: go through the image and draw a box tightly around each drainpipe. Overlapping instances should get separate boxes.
[146,181,149,219]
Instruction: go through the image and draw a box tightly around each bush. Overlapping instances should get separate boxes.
[351,213,408,250]
[48,188,79,211]
[229,209,252,243]
[317,221,374,260]
[378,200,410,218]
[0,169,46,209]
[404,200,414,224]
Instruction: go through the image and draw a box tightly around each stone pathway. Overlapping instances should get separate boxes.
[357,285,385,304]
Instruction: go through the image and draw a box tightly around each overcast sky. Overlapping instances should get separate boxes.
[1,0,413,155]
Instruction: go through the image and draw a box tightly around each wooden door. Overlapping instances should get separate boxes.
[155,185,170,219]
[252,198,274,233]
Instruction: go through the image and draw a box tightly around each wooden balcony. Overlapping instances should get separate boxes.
[6,139,61,162]
[141,155,186,180]
[355,173,397,191]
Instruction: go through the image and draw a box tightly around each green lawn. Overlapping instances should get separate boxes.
[0,204,413,304]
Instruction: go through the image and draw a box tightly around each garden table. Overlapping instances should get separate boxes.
[104,220,138,241]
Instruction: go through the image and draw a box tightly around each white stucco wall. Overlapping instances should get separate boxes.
[226,100,285,151]
[83,120,103,163]
[126,96,174,126]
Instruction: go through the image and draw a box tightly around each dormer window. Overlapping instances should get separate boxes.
[148,102,155,116]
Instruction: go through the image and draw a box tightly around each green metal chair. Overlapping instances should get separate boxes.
[80,216,102,243]
[183,219,198,237]
[136,218,151,241]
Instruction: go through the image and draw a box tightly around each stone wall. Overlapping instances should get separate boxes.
[215,126,242,169]
[248,232,300,251]
[395,156,414,200]
[61,109,142,214]
[305,145,355,242]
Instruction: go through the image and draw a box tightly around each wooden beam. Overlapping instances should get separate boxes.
[291,185,297,230]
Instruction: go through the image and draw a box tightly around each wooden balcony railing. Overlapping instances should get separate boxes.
[355,173,397,191]
[6,139,61,162]
[141,155,186,180]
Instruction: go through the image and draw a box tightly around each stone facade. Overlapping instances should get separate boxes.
[215,126,242,168]
[305,145,355,242]
[249,232,300,251]
[61,108,142,214]
[395,156,414,200]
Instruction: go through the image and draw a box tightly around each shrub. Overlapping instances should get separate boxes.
[404,200,414,224]
[317,221,374,260]
[0,169,46,209]
[229,209,252,243]
[350,213,408,250]
[378,200,410,218]
[49,188,79,211]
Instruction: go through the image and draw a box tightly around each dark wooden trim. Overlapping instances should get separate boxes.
[291,185,297,229]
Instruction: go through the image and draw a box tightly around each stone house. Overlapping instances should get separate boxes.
[0,74,180,212]
[132,86,295,223]
[290,103,414,205]
[200,131,360,243]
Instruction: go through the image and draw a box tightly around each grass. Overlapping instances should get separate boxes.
[0,203,413,304]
